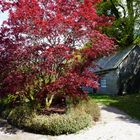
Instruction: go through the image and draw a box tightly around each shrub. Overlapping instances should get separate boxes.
[70,98,100,121]
[3,105,92,135]
[30,111,92,135]
[0,95,17,112]
[1,108,11,119]
[4,105,35,128]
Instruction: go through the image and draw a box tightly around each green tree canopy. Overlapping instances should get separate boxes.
[98,0,140,49]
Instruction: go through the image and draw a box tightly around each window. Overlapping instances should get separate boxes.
[100,79,107,88]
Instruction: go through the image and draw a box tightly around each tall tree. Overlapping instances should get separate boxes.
[0,0,115,106]
[97,0,140,49]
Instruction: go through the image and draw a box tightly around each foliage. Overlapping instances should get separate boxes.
[134,36,140,44]
[2,104,93,135]
[0,0,115,107]
[97,0,140,49]
[30,111,92,135]
[4,105,35,127]
[0,98,100,135]
[0,95,17,111]
[70,98,100,121]
[91,93,140,120]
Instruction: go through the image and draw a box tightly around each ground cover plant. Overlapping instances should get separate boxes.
[0,97,100,135]
[0,0,115,135]
[91,93,140,120]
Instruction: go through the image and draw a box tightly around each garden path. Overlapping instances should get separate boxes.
[0,105,140,140]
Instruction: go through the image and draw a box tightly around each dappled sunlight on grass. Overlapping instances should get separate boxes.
[89,93,140,120]
[89,94,119,105]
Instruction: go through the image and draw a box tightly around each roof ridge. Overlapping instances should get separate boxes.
[113,45,136,68]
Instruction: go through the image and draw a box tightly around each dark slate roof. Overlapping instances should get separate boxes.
[90,45,139,73]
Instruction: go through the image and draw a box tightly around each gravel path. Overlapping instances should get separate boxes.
[0,105,140,140]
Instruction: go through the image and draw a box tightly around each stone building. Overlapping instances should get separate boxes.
[85,45,140,95]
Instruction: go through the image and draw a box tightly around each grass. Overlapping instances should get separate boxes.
[90,93,140,121]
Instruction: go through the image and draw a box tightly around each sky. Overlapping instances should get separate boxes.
[0,11,8,26]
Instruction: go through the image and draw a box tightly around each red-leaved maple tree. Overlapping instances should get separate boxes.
[0,0,115,107]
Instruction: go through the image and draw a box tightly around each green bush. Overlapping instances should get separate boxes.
[30,111,92,135]
[70,98,100,121]
[1,108,12,119]
[0,97,100,135]
[0,95,17,112]
[6,105,35,128]
[3,105,92,135]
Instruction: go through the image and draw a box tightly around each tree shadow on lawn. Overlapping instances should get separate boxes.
[0,118,21,134]
[101,105,140,126]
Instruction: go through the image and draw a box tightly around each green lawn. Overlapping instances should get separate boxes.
[90,93,140,121]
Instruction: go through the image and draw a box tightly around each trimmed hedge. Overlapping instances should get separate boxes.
[1,99,100,135]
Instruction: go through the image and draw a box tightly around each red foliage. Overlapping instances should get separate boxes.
[0,0,115,102]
